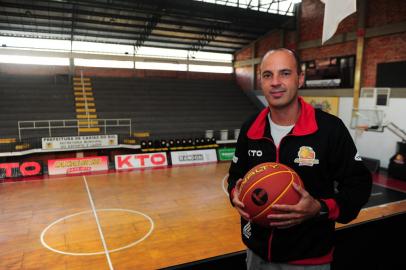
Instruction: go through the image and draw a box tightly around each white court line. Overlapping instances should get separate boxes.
[362,199,406,211]
[83,176,115,270]
[40,208,154,256]
[222,174,229,196]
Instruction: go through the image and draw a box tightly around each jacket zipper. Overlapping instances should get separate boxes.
[263,134,292,261]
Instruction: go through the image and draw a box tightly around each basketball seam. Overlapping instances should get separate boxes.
[240,170,292,202]
[253,171,295,220]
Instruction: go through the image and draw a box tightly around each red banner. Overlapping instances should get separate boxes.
[0,161,43,178]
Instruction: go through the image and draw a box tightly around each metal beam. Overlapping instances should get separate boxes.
[190,21,229,52]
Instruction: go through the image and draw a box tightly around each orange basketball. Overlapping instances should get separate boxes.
[238,162,303,227]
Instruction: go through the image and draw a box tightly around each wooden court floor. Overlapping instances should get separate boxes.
[1,162,405,270]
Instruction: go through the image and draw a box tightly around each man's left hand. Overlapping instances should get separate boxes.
[266,182,321,229]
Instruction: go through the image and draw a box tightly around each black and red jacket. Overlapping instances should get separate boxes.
[228,97,372,264]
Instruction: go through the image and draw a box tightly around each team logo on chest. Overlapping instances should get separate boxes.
[294,146,319,166]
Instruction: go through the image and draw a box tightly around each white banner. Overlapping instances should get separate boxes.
[170,149,218,165]
[321,0,356,44]
[42,135,118,150]
[115,152,168,170]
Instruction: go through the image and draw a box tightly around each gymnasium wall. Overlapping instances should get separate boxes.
[256,95,405,168]
[234,0,406,90]
[236,0,406,169]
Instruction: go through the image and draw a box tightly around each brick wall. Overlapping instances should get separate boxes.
[234,0,406,90]
[256,31,282,57]
[235,66,253,90]
[363,32,406,86]
[0,63,232,80]
[367,0,406,27]
[78,67,232,80]
[300,41,356,61]
[235,47,252,61]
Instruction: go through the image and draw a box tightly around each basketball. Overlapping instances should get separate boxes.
[238,162,303,227]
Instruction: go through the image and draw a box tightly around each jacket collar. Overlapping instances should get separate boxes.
[247,96,318,139]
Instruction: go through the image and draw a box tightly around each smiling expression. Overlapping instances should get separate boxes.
[260,49,304,111]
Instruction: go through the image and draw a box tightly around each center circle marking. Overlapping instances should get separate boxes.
[40,208,154,256]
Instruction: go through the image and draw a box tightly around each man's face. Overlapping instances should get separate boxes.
[260,50,304,110]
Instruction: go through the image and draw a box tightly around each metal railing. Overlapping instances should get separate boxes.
[17,118,132,140]
[385,122,406,142]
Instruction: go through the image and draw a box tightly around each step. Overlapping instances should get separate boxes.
[123,138,137,144]
[78,120,99,125]
[75,97,95,101]
[73,82,91,86]
[76,108,96,113]
[73,77,90,81]
[133,132,150,138]
[0,138,16,144]
[76,114,98,119]
[78,127,100,133]
[74,92,93,96]
[15,143,31,151]
[76,103,95,107]
[73,87,93,91]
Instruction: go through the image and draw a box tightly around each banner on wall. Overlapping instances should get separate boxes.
[42,135,118,150]
[0,161,43,179]
[115,152,168,170]
[321,0,356,44]
[171,149,217,165]
[217,148,236,161]
[302,96,339,116]
[48,156,108,175]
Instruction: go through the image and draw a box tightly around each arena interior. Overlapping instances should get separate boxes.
[0,0,405,269]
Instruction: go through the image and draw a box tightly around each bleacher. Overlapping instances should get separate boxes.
[92,76,259,139]
[0,75,76,139]
[0,74,259,153]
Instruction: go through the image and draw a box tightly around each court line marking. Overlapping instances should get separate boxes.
[361,199,406,210]
[40,208,154,256]
[222,174,229,196]
[83,176,114,270]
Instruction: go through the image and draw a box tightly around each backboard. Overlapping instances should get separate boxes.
[350,109,384,132]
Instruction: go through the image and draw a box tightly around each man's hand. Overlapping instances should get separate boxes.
[232,178,250,220]
[267,182,321,229]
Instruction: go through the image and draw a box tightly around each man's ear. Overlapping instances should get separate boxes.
[298,72,305,88]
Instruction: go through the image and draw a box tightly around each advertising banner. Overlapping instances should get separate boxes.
[217,148,236,161]
[0,161,43,179]
[42,135,118,150]
[170,149,217,165]
[48,156,108,175]
[115,152,168,170]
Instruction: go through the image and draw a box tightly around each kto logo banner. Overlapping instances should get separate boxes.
[115,152,168,170]
[0,161,43,178]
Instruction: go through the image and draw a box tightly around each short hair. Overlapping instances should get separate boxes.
[261,48,302,75]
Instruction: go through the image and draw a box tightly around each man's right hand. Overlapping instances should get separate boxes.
[232,178,250,221]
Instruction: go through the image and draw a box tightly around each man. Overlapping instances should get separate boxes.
[227,48,372,270]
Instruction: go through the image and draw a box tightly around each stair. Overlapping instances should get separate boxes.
[73,76,100,133]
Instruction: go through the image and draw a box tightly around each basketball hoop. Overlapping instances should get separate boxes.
[355,125,368,137]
